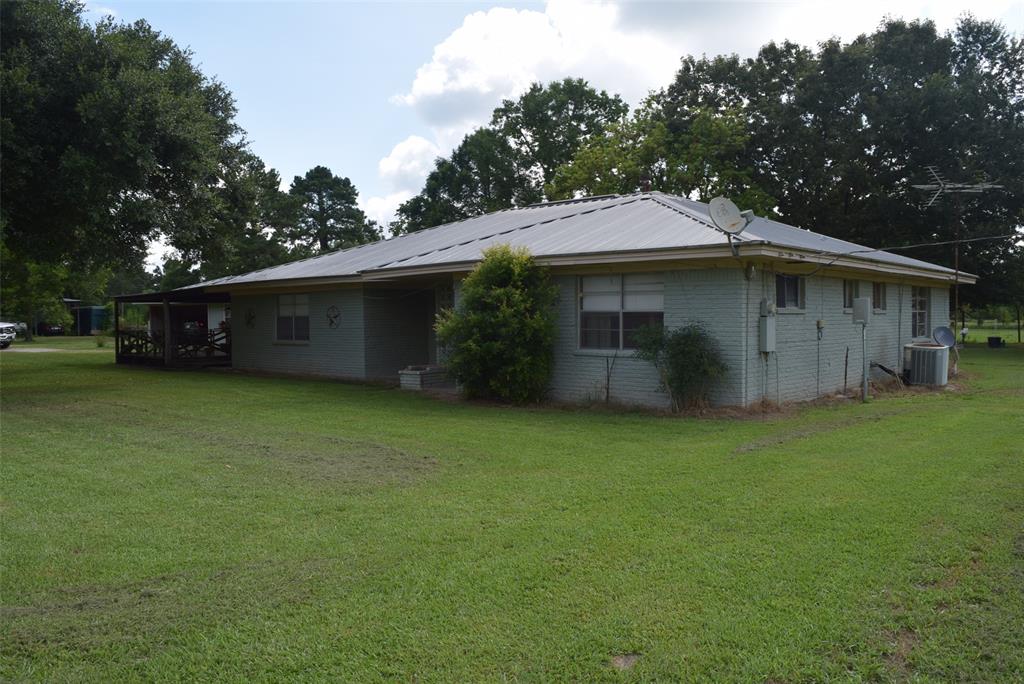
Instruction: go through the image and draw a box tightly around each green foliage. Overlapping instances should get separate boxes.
[0,0,242,270]
[631,323,728,411]
[435,245,556,403]
[651,17,1024,309]
[393,78,626,233]
[548,105,776,214]
[490,78,629,188]
[287,165,380,253]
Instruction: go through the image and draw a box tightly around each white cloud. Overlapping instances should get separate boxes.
[378,135,441,191]
[362,191,414,228]
[366,0,1023,228]
[84,2,118,19]
[366,0,681,227]
[393,0,678,143]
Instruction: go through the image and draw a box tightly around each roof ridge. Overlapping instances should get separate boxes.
[645,193,747,240]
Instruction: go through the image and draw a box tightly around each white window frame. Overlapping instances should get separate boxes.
[911,286,929,338]
[578,274,664,351]
[842,280,859,310]
[775,274,805,311]
[276,293,310,342]
[872,282,887,312]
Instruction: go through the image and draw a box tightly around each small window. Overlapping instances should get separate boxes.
[579,274,664,350]
[911,287,929,338]
[277,294,310,341]
[843,280,859,309]
[775,275,804,310]
[872,282,887,311]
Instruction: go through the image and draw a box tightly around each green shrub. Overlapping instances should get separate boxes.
[632,323,727,411]
[435,245,557,404]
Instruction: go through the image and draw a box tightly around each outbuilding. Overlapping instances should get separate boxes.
[114,192,973,408]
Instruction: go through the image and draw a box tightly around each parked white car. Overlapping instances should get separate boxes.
[0,322,16,349]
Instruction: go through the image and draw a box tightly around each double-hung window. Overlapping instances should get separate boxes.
[911,287,929,338]
[843,280,859,309]
[775,274,805,310]
[872,282,887,311]
[579,274,664,350]
[277,294,310,341]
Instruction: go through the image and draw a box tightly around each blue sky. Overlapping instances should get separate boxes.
[85,0,1023,256]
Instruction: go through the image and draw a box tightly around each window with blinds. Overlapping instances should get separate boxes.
[579,274,664,350]
[277,294,310,341]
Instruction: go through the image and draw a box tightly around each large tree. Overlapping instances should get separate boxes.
[194,150,295,281]
[547,104,776,214]
[393,78,628,234]
[491,77,629,188]
[647,17,1024,308]
[286,166,380,253]
[1,0,242,271]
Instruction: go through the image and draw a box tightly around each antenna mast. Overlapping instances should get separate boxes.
[911,165,1003,332]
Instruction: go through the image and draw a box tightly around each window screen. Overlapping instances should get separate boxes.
[579,274,664,350]
[911,287,929,338]
[775,275,804,309]
[872,282,887,311]
[843,280,859,309]
[277,294,310,341]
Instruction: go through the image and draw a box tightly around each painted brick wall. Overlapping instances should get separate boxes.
[741,271,952,404]
[547,270,749,409]
[363,288,434,381]
[232,288,365,378]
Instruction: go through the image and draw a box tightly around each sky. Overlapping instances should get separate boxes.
[82,0,1024,266]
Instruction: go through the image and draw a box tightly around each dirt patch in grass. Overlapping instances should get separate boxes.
[184,429,439,487]
[1,557,337,656]
[884,629,919,678]
[733,407,918,454]
[609,653,641,670]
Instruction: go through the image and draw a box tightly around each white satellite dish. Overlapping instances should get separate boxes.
[708,197,749,235]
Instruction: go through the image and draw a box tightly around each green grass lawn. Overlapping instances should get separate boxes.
[10,335,110,350]
[1,346,1022,681]
[963,326,1021,345]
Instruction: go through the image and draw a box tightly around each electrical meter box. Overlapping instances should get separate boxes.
[759,315,776,353]
[853,297,872,325]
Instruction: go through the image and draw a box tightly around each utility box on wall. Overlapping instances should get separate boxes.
[852,297,872,325]
[759,315,776,353]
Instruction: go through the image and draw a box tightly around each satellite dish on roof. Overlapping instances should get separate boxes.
[708,197,749,235]
[933,326,956,348]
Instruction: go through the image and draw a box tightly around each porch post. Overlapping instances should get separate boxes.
[162,298,173,366]
[114,299,121,360]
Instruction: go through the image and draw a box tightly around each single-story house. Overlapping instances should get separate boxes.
[114,192,973,408]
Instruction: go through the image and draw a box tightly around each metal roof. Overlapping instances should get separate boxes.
[196,192,964,289]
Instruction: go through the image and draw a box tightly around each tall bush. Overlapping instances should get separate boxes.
[632,324,727,411]
[435,245,557,403]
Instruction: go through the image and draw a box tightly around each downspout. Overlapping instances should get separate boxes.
[742,266,750,406]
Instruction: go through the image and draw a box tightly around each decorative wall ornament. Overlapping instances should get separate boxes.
[327,305,340,329]
[245,308,256,328]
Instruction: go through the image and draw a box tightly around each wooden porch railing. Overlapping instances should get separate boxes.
[116,329,163,359]
[116,327,230,364]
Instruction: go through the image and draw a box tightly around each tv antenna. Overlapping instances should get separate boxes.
[912,165,1003,207]
[911,165,1004,334]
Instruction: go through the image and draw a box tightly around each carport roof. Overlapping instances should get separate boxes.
[191,192,971,289]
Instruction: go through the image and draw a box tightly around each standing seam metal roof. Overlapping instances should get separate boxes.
[196,192,959,288]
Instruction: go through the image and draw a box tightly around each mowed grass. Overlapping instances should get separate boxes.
[1,345,1022,681]
[963,326,1021,345]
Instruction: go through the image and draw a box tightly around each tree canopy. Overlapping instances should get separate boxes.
[0,0,240,269]
[286,166,380,254]
[392,78,627,233]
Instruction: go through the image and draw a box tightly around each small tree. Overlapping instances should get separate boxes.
[435,245,557,403]
[632,324,727,412]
